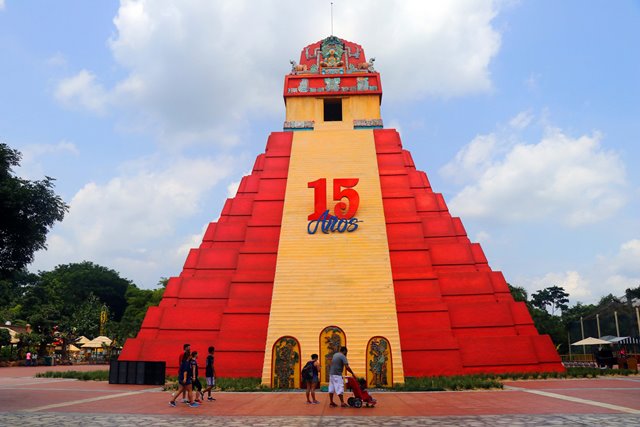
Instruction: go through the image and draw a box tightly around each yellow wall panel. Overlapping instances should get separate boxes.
[261,129,405,385]
[285,95,381,131]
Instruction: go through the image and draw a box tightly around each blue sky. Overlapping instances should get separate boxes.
[1,1,638,304]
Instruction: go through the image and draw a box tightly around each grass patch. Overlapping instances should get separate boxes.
[35,370,109,381]
[487,368,635,381]
[394,368,636,391]
[394,375,502,391]
[35,367,634,390]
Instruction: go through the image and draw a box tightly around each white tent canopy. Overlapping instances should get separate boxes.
[571,337,612,346]
[75,336,91,345]
[81,336,113,349]
[599,335,630,343]
[0,327,20,344]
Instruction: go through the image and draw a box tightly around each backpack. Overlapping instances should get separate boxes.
[301,361,314,381]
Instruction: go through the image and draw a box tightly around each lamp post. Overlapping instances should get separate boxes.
[580,316,585,355]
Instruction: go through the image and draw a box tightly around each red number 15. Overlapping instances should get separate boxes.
[307,178,360,220]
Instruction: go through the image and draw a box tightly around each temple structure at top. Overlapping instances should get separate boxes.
[119,36,563,388]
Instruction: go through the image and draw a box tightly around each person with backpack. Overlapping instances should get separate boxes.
[302,354,320,404]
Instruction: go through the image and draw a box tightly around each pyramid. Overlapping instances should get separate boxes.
[119,36,563,387]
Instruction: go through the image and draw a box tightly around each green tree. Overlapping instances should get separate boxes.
[37,261,131,321]
[529,306,567,352]
[56,293,102,360]
[597,293,621,307]
[0,143,68,278]
[531,286,570,315]
[561,302,597,347]
[0,269,38,322]
[16,331,43,357]
[508,284,529,303]
[625,285,640,305]
[112,279,165,342]
[18,262,133,358]
[0,328,11,349]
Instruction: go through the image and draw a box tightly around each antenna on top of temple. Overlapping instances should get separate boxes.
[331,2,334,35]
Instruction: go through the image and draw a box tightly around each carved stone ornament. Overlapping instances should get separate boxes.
[324,77,340,91]
[320,35,345,68]
[283,121,314,130]
[353,119,383,129]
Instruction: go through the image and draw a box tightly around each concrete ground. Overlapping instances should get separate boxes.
[1,365,639,426]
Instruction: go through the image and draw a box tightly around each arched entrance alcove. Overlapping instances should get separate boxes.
[319,326,346,385]
[271,336,301,389]
[366,336,392,388]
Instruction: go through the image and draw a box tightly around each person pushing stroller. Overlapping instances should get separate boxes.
[328,346,356,408]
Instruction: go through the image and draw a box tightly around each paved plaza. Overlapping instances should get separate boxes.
[0,366,639,426]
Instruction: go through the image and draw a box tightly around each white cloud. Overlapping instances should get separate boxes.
[343,1,501,100]
[474,230,491,243]
[509,110,533,130]
[441,133,501,184]
[55,70,109,114]
[444,120,627,226]
[176,224,209,260]
[516,239,640,305]
[386,119,403,135]
[0,0,5,11]
[16,140,79,180]
[525,72,540,92]
[611,240,640,276]
[227,180,241,198]
[32,154,236,287]
[46,52,67,67]
[525,270,592,303]
[55,0,502,144]
[20,140,79,161]
[595,239,640,295]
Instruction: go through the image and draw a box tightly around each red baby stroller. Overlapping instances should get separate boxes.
[345,376,377,408]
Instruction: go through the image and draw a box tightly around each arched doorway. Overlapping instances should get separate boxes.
[366,336,392,388]
[319,326,346,385]
[271,336,301,389]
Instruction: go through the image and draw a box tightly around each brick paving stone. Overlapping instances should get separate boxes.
[1,413,640,427]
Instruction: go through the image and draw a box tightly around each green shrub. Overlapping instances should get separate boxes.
[393,367,634,391]
[393,375,502,391]
[35,370,109,381]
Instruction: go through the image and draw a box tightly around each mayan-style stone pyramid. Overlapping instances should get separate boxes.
[119,36,563,388]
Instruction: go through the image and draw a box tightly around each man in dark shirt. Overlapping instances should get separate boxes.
[177,343,190,402]
[203,346,216,401]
